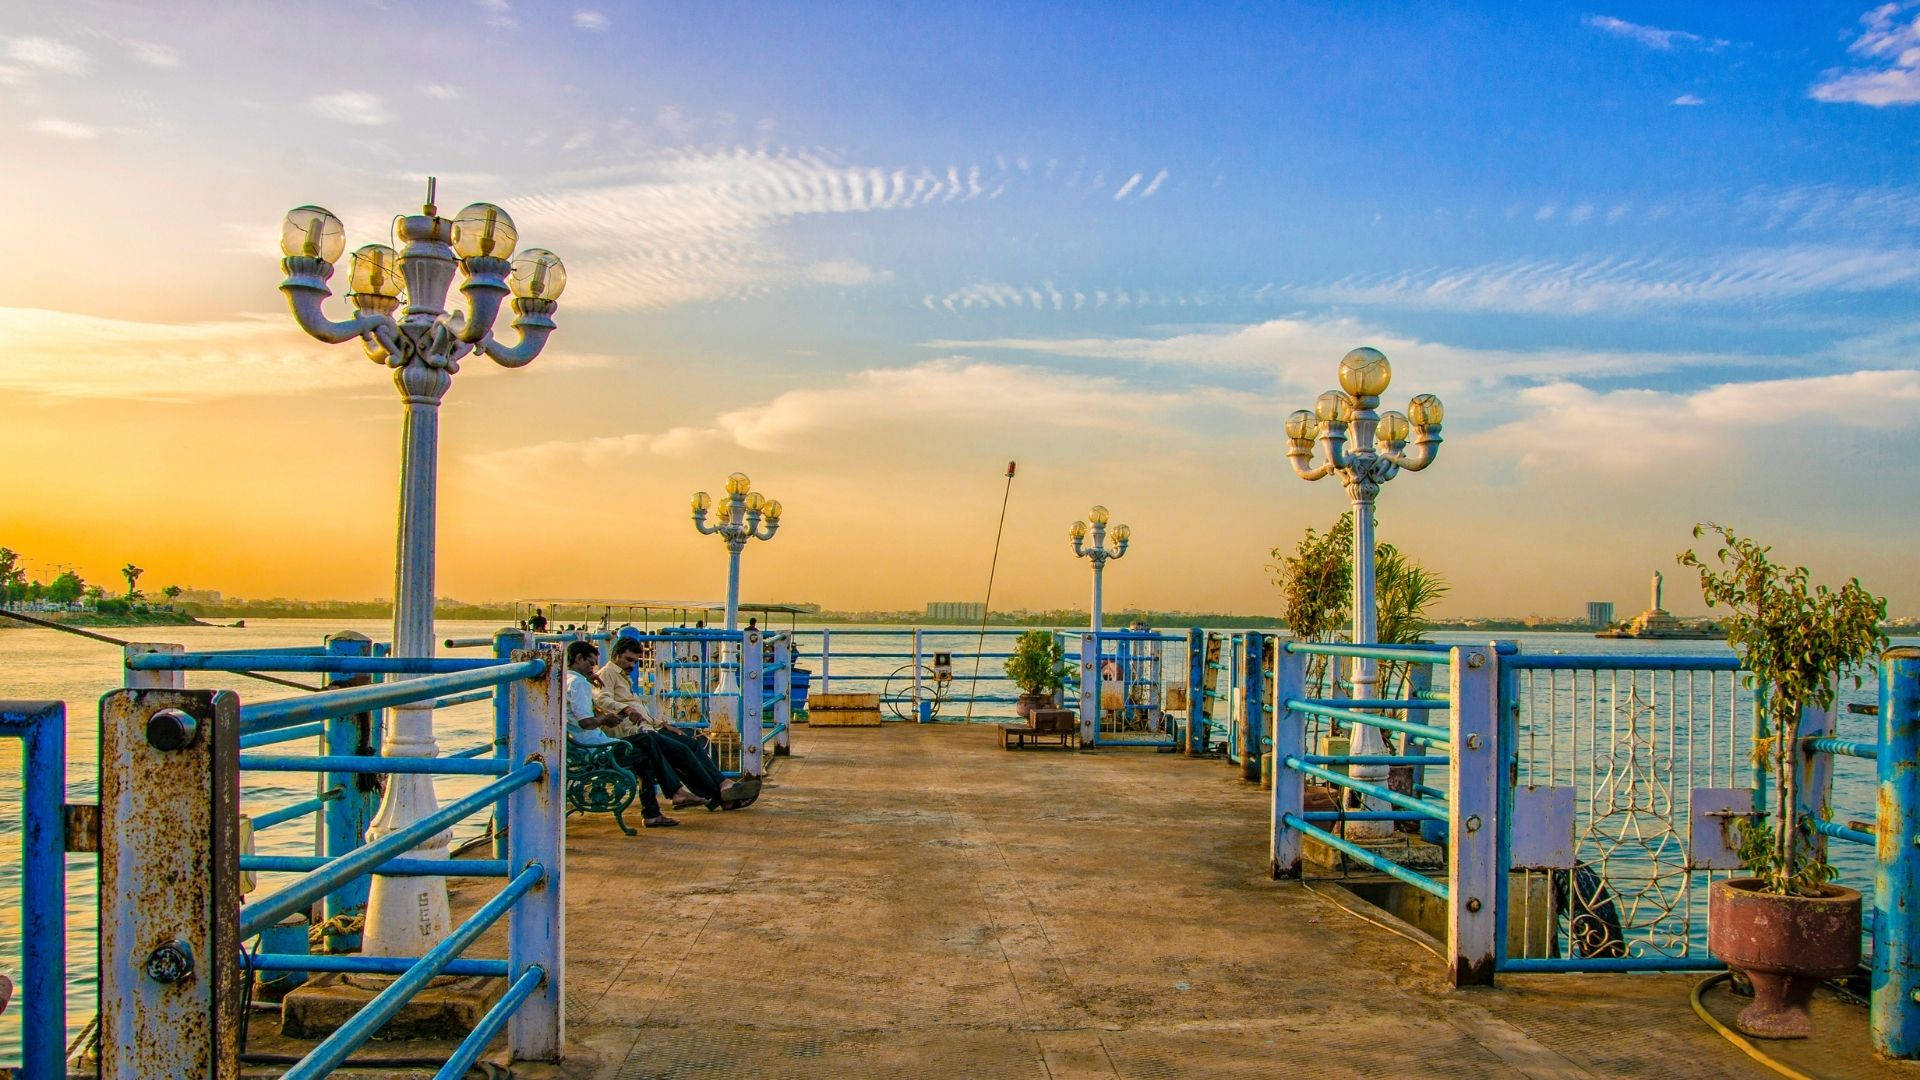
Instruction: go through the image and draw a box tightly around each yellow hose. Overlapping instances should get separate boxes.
[1690,972,1818,1080]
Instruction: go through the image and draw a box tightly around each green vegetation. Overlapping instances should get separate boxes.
[1004,630,1071,695]
[1269,512,1450,693]
[1678,523,1887,896]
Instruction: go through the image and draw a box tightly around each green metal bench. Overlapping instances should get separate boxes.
[566,739,639,836]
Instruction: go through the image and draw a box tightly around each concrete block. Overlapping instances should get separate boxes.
[281,973,502,1041]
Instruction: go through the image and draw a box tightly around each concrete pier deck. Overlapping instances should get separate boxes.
[277,723,1910,1078]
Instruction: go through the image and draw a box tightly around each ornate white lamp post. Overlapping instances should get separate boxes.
[1068,505,1130,633]
[691,472,782,631]
[277,185,565,956]
[1284,347,1443,839]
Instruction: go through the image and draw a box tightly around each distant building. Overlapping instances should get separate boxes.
[1586,601,1615,628]
[176,588,223,605]
[926,601,986,622]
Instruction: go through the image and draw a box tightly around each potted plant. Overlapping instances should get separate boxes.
[1005,630,1069,719]
[1678,524,1886,1039]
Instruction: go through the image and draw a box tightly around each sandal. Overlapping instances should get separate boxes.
[643,815,680,828]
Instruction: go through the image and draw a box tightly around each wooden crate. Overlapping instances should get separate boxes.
[809,708,882,727]
[809,692,880,711]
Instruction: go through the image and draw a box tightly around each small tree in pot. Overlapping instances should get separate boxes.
[1678,523,1886,1039]
[1005,630,1069,719]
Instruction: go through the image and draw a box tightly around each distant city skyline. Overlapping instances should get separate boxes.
[2,2,1917,616]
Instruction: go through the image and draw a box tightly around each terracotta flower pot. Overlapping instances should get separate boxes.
[1015,691,1052,719]
[1707,878,1861,1039]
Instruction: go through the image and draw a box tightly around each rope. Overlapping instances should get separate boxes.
[0,607,321,692]
[1298,878,1442,960]
[1690,972,1819,1080]
[964,461,1017,724]
[308,913,366,947]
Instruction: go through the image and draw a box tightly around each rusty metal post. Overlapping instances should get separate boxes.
[1077,633,1098,748]
[1241,632,1266,783]
[124,642,186,690]
[322,630,378,951]
[507,644,566,1060]
[1271,647,1307,879]
[1186,627,1206,756]
[1874,647,1920,1057]
[1447,644,1498,987]
[98,687,243,1077]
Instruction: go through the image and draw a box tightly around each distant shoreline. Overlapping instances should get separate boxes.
[0,609,213,631]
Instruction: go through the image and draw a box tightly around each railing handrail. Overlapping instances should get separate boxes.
[128,652,505,675]
[240,658,545,733]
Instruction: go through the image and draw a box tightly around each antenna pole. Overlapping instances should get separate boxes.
[964,461,1018,724]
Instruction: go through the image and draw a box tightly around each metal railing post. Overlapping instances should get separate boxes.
[1078,633,1098,747]
[1,700,68,1079]
[819,628,831,694]
[740,630,765,777]
[912,627,924,722]
[1874,646,1920,1057]
[322,630,377,951]
[1447,643,1498,987]
[124,641,186,690]
[506,643,566,1061]
[1271,651,1306,879]
[1241,632,1266,783]
[1187,627,1205,756]
[773,634,792,755]
[493,628,534,859]
[98,686,244,1076]
[1793,689,1837,873]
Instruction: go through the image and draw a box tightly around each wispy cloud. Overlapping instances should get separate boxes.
[423,84,463,101]
[0,308,612,402]
[477,0,517,31]
[806,260,891,286]
[127,40,179,67]
[28,117,97,140]
[306,91,391,126]
[1581,14,1729,51]
[573,9,610,30]
[1811,2,1920,106]
[3,36,91,75]
[1739,181,1920,231]
[1672,93,1706,106]
[925,282,1222,313]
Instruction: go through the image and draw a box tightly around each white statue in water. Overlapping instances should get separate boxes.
[1651,569,1664,612]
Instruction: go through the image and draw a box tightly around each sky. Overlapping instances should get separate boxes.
[1,0,1917,619]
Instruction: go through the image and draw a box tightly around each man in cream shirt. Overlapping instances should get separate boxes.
[596,635,737,809]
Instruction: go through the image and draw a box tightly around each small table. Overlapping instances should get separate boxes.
[1001,707,1077,750]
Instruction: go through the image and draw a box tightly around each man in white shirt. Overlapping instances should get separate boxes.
[564,639,678,828]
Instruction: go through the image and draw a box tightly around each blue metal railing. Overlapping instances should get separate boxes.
[0,700,68,1079]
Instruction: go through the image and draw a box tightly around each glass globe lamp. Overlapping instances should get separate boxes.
[1408,394,1445,428]
[1338,347,1392,398]
[348,244,401,299]
[1314,390,1356,425]
[1112,524,1132,544]
[745,492,766,513]
[1285,409,1318,444]
[280,205,346,263]
[1088,505,1110,526]
[451,203,517,261]
[1377,410,1411,444]
[508,249,566,300]
[764,499,783,520]
[726,472,751,496]
[1069,520,1088,540]
[692,491,712,513]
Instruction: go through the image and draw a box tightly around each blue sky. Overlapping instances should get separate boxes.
[1,1,1916,616]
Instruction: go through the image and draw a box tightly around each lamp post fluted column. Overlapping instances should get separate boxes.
[277,186,566,957]
[1069,506,1130,634]
[692,472,782,632]
[1285,347,1444,840]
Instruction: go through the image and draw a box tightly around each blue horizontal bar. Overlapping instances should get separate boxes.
[248,953,510,978]
[240,659,545,734]
[1285,642,1451,663]
[1285,757,1447,820]
[192,645,330,656]
[1336,698,1448,711]
[437,966,544,1080]
[447,741,501,760]
[434,689,494,709]
[242,855,510,876]
[250,789,342,830]
[239,722,328,749]
[1302,754,1449,766]
[1301,811,1432,822]
[1814,819,1875,845]
[1283,813,1447,898]
[130,653,502,675]
[1499,955,1722,973]
[442,636,495,648]
[239,761,543,938]
[240,754,510,776]
[1289,700,1450,744]
[1416,784,1450,803]
[1504,655,1741,671]
[1808,736,1879,760]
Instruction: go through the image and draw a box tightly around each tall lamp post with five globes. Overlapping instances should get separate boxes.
[692,472,782,632]
[1068,505,1130,634]
[277,182,566,956]
[1284,347,1443,840]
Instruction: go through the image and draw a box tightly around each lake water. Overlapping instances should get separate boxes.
[0,618,1906,1064]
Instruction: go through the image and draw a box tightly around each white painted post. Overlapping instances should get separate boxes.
[740,630,765,778]
[819,629,832,695]
[123,642,186,690]
[506,643,565,1061]
[1793,688,1838,872]
[1271,646,1307,879]
[1078,633,1099,747]
[912,627,924,722]
[773,634,792,755]
[1447,643,1499,987]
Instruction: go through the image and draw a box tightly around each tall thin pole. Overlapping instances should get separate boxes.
[965,461,1017,723]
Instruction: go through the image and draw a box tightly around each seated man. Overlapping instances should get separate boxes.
[596,635,739,809]
[564,639,677,828]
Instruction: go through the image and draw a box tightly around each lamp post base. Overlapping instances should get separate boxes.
[281,973,501,1041]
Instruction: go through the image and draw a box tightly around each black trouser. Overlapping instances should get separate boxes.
[595,738,663,819]
[654,726,727,801]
